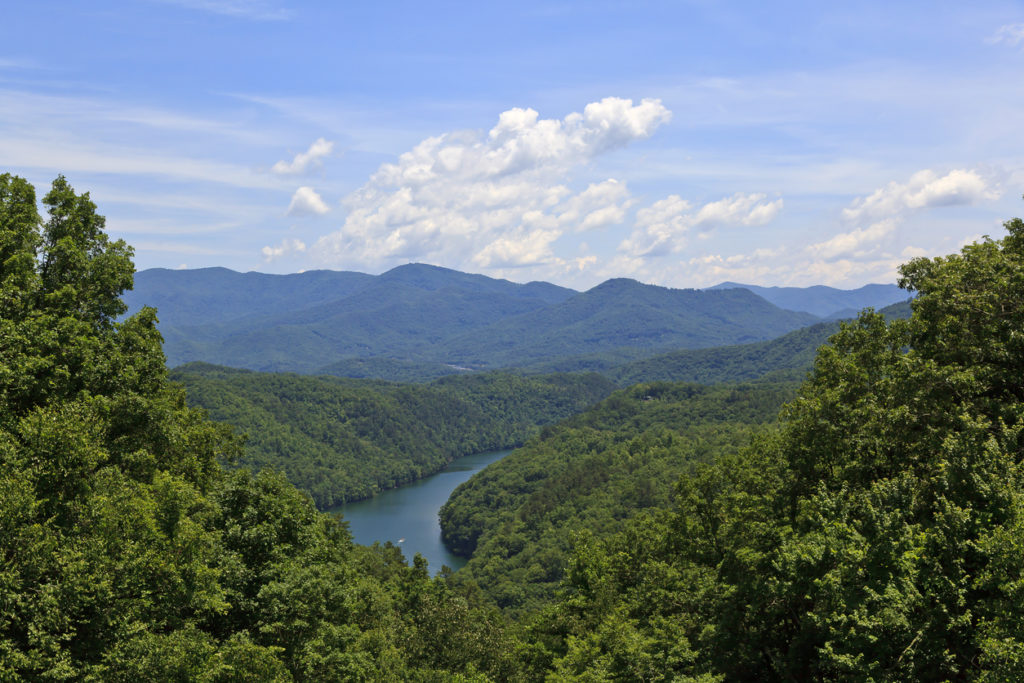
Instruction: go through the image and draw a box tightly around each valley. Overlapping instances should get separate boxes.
[6,171,1021,680]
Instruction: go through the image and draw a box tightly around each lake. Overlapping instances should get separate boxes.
[330,449,512,573]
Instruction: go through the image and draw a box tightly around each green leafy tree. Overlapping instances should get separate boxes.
[0,174,517,680]
[541,213,1024,680]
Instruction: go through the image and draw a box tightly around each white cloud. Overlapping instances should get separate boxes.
[901,245,930,259]
[682,249,905,289]
[808,218,899,260]
[313,97,671,271]
[287,186,330,216]
[154,0,291,21]
[679,167,1007,288]
[261,238,306,262]
[988,23,1024,46]
[472,229,561,268]
[842,168,1000,223]
[554,179,632,231]
[618,192,782,258]
[691,193,783,229]
[272,137,335,175]
[806,168,1003,262]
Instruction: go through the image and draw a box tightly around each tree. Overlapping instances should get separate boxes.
[0,173,517,680]
[547,213,1024,680]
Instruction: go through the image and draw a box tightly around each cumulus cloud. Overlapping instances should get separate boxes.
[618,192,782,258]
[682,167,1005,288]
[472,229,561,268]
[287,186,329,216]
[842,168,1000,224]
[692,193,783,229]
[272,137,334,175]
[261,238,306,262]
[988,23,1024,46]
[314,97,671,271]
[808,218,899,260]
[804,168,1002,262]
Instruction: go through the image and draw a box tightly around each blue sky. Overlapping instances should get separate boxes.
[2,1,1023,289]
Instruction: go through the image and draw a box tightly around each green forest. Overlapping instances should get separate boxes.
[5,173,1024,680]
[169,364,614,508]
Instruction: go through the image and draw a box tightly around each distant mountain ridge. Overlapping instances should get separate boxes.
[707,281,906,318]
[126,264,896,376]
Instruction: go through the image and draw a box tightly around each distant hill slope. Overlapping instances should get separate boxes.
[606,297,913,386]
[435,278,819,368]
[707,281,906,317]
[439,379,798,612]
[129,265,825,374]
[127,263,578,372]
[123,266,376,327]
[521,297,913,386]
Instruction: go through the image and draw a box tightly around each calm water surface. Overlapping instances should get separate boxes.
[331,449,511,573]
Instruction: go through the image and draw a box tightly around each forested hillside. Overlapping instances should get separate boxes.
[7,172,1024,680]
[602,299,911,386]
[128,264,822,376]
[171,364,614,508]
[502,217,1024,679]
[439,380,798,612]
[707,280,906,317]
[0,175,517,679]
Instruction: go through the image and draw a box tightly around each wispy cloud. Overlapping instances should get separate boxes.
[987,23,1024,47]
[153,0,292,21]
[272,137,334,175]
[0,57,38,70]
[0,133,284,190]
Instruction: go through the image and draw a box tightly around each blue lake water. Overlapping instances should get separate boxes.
[330,449,512,573]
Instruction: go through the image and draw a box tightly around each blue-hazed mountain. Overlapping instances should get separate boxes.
[707,281,906,318]
[127,264,822,375]
[435,278,819,368]
[122,266,377,327]
[128,263,577,372]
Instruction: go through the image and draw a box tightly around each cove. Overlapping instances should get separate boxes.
[330,449,512,573]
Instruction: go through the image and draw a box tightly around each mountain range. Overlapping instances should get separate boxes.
[124,264,909,376]
[706,281,906,318]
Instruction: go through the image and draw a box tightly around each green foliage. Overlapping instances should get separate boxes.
[440,380,797,613]
[519,298,910,386]
[0,174,519,680]
[171,363,615,508]
[8,170,1024,680]
[607,321,837,386]
[436,278,820,369]
[527,216,1024,679]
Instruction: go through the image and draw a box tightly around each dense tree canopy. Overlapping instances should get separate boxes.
[0,174,515,680]
[439,380,797,614]
[522,215,1024,680]
[171,363,614,508]
[5,171,1024,680]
